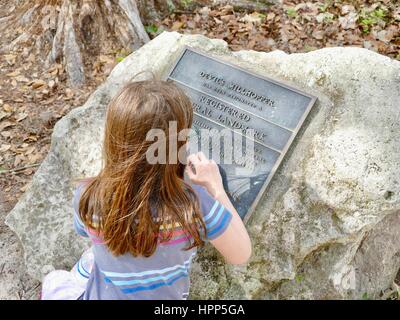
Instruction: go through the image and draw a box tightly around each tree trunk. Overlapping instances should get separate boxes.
[1,0,150,86]
[136,0,212,24]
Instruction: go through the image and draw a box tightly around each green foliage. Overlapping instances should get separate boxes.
[303,44,318,52]
[115,49,131,63]
[286,7,297,18]
[180,0,193,9]
[145,24,159,34]
[362,292,369,300]
[373,8,386,19]
[166,0,176,13]
[257,13,267,19]
[323,12,334,22]
[115,56,125,63]
[360,20,372,33]
[295,274,304,283]
[359,7,387,33]
[319,1,332,13]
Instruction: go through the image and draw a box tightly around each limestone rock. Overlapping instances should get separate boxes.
[6,32,400,299]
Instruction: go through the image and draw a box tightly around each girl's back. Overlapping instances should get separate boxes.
[43,80,251,300]
[73,182,232,299]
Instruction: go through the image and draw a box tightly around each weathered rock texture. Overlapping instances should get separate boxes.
[6,32,400,299]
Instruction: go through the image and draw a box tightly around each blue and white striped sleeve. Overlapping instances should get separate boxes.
[72,183,89,238]
[193,184,232,241]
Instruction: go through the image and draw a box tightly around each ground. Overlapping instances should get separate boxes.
[0,0,399,299]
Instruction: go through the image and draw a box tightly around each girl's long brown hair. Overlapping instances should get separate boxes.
[78,80,206,257]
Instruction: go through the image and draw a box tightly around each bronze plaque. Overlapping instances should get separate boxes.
[165,47,317,222]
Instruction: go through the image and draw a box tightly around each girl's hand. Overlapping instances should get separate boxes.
[187,152,252,265]
[186,152,224,198]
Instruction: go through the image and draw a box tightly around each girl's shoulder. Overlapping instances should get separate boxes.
[73,177,94,195]
[190,183,233,241]
[72,178,94,209]
[74,177,94,189]
[190,183,210,200]
[190,183,218,210]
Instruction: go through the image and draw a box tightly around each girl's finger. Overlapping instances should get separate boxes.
[185,164,196,178]
[187,154,199,165]
[197,151,207,162]
[189,161,197,175]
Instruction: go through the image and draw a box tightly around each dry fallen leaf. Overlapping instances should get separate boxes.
[64,88,74,100]
[0,144,11,152]
[48,80,56,89]
[31,79,46,89]
[4,54,16,66]
[47,66,58,76]
[3,103,13,112]
[312,30,325,40]
[24,146,36,155]
[20,183,31,192]
[28,152,42,163]
[1,131,12,138]
[15,113,28,122]
[339,12,358,30]
[0,121,15,131]
[199,6,210,17]
[341,5,356,15]
[376,28,396,43]
[15,75,30,83]
[14,154,26,167]
[240,13,264,25]
[6,70,20,77]
[98,55,114,64]
[171,21,184,31]
[26,134,38,142]
[267,12,276,21]
[0,111,8,121]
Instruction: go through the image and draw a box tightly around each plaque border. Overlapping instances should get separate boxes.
[164,46,317,224]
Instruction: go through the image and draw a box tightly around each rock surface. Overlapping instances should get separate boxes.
[6,31,400,299]
[0,191,40,300]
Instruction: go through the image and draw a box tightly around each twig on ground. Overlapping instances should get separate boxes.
[25,283,41,300]
[0,163,41,174]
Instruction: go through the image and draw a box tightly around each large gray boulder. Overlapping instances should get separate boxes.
[6,31,400,299]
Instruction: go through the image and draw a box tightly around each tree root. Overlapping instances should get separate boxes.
[3,0,150,86]
[63,1,85,86]
[211,0,276,12]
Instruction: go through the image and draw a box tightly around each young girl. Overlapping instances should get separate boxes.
[41,80,251,300]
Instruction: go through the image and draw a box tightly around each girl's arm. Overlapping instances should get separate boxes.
[186,152,252,265]
[72,183,89,238]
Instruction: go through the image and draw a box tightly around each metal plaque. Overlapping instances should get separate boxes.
[165,47,317,222]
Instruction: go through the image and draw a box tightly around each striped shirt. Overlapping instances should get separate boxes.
[72,183,232,300]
